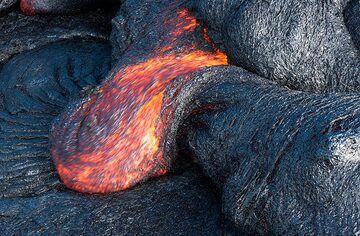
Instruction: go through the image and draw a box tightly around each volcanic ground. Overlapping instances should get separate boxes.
[0,0,359,235]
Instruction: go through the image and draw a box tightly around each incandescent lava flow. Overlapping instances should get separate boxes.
[50,5,228,193]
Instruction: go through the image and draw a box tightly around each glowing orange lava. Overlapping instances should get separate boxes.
[51,8,228,193]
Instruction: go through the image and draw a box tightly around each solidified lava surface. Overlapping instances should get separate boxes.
[50,7,228,193]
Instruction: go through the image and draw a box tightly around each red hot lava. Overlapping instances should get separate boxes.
[50,8,228,193]
[20,0,36,15]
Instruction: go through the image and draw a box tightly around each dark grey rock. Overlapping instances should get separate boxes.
[0,10,112,64]
[0,168,224,235]
[0,0,17,12]
[195,0,360,92]
[169,66,360,235]
[20,0,120,15]
[345,0,360,50]
[0,40,111,198]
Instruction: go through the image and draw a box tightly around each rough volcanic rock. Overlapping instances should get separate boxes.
[0,0,17,12]
[345,0,360,50]
[195,0,360,92]
[0,9,111,65]
[0,40,111,198]
[20,0,120,15]
[167,66,360,234]
[0,168,225,235]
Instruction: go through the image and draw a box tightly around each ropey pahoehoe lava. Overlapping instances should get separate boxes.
[50,7,228,193]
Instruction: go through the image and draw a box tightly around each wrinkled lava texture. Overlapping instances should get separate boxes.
[20,0,120,15]
[0,0,359,234]
[195,0,360,92]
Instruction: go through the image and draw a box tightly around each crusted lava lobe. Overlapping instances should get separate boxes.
[165,66,360,234]
[50,1,228,193]
[195,0,360,92]
[0,2,228,233]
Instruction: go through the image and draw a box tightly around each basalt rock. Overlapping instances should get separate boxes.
[0,40,111,198]
[169,66,360,234]
[20,0,120,15]
[0,0,17,13]
[0,9,111,65]
[345,0,360,50]
[0,168,225,235]
[195,0,360,92]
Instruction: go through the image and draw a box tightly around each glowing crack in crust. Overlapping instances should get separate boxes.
[50,8,228,193]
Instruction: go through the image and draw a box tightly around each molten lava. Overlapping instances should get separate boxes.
[51,8,228,193]
[20,0,36,15]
